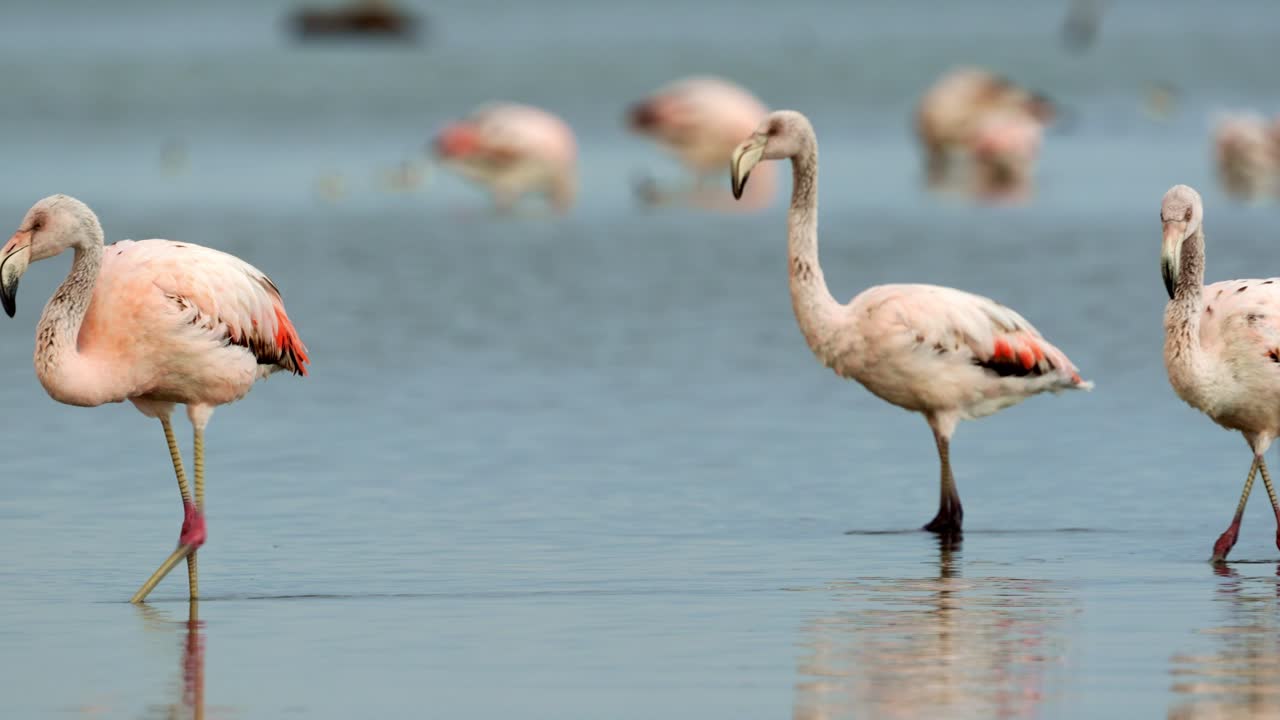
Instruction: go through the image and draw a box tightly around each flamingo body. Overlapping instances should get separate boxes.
[832,284,1086,425]
[1212,113,1277,200]
[916,67,1053,192]
[1170,278,1280,435]
[629,75,768,174]
[52,239,307,409]
[628,75,774,209]
[433,102,577,213]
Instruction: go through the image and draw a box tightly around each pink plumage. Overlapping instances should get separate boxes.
[627,75,775,210]
[731,110,1090,536]
[433,102,578,214]
[0,194,308,602]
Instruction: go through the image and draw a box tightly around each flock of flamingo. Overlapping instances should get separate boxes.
[3,65,1278,603]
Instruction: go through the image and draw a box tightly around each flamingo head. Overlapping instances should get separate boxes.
[432,122,482,159]
[1,194,100,317]
[1160,184,1204,299]
[730,110,813,199]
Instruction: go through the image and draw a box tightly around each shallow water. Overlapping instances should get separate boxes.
[2,1,1280,718]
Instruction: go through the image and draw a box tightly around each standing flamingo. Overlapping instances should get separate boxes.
[626,75,775,210]
[967,110,1044,201]
[915,67,1055,185]
[0,195,309,602]
[1159,184,1280,562]
[1212,113,1276,201]
[729,111,1092,535]
[432,102,577,214]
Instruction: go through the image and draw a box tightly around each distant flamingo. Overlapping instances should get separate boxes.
[730,111,1091,535]
[0,195,309,602]
[967,111,1044,201]
[627,75,774,210]
[432,102,577,214]
[1212,113,1276,201]
[915,67,1055,184]
[1159,184,1280,562]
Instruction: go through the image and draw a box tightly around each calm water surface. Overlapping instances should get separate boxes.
[1,1,1279,718]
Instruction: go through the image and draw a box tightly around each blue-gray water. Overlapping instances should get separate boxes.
[1,1,1279,718]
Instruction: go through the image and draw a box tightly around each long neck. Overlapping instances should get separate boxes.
[786,140,842,358]
[1164,227,1209,399]
[35,238,105,405]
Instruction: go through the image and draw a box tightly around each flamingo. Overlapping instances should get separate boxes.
[1212,113,1276,201]
[626,75,775,210]
[915,67,1055,184]
[432,102,577,214]
[1159,184,1280,562]
[729,110,1092,536]
[967,110,1044,201]
[0,195,309,602]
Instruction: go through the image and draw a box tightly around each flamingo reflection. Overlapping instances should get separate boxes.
[1169,566,1280,719]
[794,539,1074,719]
[137,601,207,720]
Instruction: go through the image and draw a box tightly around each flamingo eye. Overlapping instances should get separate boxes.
[30,217,43,231]
[1184,208,1193,222]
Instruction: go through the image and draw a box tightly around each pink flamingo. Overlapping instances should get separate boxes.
[433,102,577,214]
[0,195,309,602]
[1160,184,1280,562]
[1211,113,1276,201]
[627,75,775,210]
[915,67,1055,184]
[967,111,1044,201]
[729,111,1092,535]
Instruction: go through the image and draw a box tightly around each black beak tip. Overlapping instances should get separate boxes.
[1162,263,1177,297]
[2,294,14,318]
[627,103,656,131]
[731,172,749,201]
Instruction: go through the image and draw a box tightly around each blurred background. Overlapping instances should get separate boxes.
[0,1,1278,718]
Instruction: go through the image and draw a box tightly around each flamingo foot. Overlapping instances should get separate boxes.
[1211,524,1239,563]
[179,502,207,549]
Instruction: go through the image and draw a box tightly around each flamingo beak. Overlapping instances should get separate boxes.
[730,134,766,200]
[626,101,659,132]
[1161,221,1187,299]
[0,233,31,318]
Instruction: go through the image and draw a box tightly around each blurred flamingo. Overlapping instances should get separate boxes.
[0,195,309,602]
[433,102,577,214]
[915,67,1055,184]
[1159,184,1280,562]
[1212,113,1276,201]
[967,111,1044,201]
[627,75,774,210]
[730,110,1091,536]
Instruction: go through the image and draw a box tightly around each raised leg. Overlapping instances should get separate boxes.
[1212,456,1259,563]
[131,420,208,604]
[1258,457,1280,554]
[923,428,963,537]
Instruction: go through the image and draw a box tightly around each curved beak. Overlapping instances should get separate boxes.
[1161,221,1186,299]
[730,134,767,200]
[0,231,32,318]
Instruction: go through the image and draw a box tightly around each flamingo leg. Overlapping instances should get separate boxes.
[1257,457,1280,553]
[160,417,200,599]
[1212,456,1259,563]
[129,421,207,604]
[923,430,963,536]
